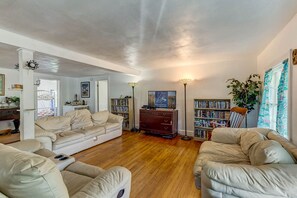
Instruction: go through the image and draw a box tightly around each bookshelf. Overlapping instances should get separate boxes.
[194,99,231,141]
[110,98,133,130]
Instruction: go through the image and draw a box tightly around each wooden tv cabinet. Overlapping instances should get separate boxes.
[139,109,178,138]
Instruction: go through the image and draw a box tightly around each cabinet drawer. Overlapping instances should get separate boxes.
[160,125,172,131]
[140,110,173,117]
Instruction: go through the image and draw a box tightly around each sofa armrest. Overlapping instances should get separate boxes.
[202,161,297,197]
[35,125,57,142]
[8,139,42,153]
[107,113,124,124]
[72,166,131,198]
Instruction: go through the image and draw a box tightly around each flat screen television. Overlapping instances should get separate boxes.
[148,91,176,109]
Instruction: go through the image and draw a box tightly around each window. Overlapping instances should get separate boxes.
[268,65,282,130]
[258,60,289,138]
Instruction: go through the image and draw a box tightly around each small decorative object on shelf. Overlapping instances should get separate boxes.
[14,60,39,70]
[111,98,133,131]
[193,99,231,141]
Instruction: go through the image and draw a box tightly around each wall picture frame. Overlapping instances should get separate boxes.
[0,74,5,96]
[81,81,90,98]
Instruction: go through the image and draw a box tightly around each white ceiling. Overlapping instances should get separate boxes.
[0,0,297,74]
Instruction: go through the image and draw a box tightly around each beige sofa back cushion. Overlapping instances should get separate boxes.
[36,116,71,133]
[249,140,295,166]
[268,131,297,160]
[240,130,266,155]
[0,144,69,198]
[92,110,109,125]
[65,109,93,130]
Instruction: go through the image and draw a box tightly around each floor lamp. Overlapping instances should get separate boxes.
[180,79,192,141]
[128,82,138,132]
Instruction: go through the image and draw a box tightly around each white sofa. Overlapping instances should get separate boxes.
[0,139,131,198]
[35,109,123,155]
[194,128,297,198]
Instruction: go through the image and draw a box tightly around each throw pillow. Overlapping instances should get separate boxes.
[35,116,71,133]
[65,109,93,130]
[92,111,109,125]
[249,140,295,166]
[240,130,266,155]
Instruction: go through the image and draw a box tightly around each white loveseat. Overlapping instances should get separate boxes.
[35,109,123,155]
[0,139,131,198]
[194,128,297,198]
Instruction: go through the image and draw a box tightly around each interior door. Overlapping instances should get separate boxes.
[96,80,108,111]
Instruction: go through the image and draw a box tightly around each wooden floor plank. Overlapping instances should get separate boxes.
[74,131,201,198]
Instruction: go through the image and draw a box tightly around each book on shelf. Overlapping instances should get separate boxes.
[194,100,230,109]
[194,98,231,141]
[111,98,132,130]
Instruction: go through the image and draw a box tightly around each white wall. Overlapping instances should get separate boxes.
[257,13,297,145]
[107,58,258,135]
[76,76,109,113]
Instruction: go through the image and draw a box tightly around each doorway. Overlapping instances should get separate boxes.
[37,79,59,118]
[96,80,108,112]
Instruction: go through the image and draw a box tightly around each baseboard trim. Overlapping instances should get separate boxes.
[178,130,194,137]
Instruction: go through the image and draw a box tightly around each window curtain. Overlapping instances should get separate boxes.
[276,60,289,137]
[257,69,273,128]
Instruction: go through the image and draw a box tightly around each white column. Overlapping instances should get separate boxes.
[18,48,35,140]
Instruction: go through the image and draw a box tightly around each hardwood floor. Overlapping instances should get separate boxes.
[74,131,202,198]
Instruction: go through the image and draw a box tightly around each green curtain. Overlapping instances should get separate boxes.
[257,69,273,128]
[276,60,289,137]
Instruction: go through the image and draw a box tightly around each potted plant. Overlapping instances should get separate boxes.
[10,96,20,107]
[226,74,262,128]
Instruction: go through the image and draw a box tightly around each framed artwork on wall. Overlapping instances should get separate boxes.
[81,81,90,98]
[0,74,5,96]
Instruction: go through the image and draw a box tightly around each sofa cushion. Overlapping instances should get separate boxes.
[202,161,297,198]
[65,109,93,130]
[268,131,297,161]
[92,111,109,125]
[73,125,105,139]
[249,140,296,166]
[0,144,68,198]
[240,131,266,155]
[53,131,84,150]
[193,141,250,176]
[61,170,93,196]
[35,116,71,133]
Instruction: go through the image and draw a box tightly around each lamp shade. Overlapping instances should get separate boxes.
[179,78,192,85]
[128,82,137,87]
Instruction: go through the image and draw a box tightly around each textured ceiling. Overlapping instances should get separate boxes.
[0,0,297,72]
[0,43,112,77]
